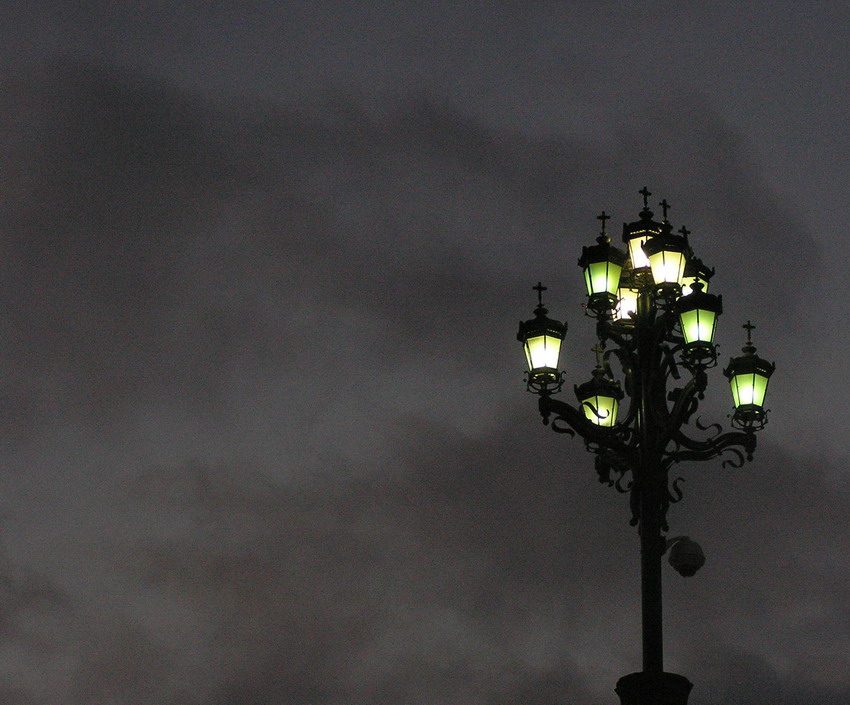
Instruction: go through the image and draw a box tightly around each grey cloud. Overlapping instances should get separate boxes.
[0,59,834,704]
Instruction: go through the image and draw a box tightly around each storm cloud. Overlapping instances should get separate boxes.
[0,6,846,703]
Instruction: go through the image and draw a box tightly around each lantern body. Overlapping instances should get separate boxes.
[578,240,628,314]
[624,229,655,270]
[575,373,623,427]
[518,306,567,393]
[681,275,709,297]
[523,333,562,372]
[583,259,624,298]
[681,258,714,296]
[579,393,620,427]
[643,232,687,288]
[728,370,770,409]
[679,307,717,346]
[676,284,722,361]
[622,212,661,271]
[615,285,639,321]
[723,348,775,429]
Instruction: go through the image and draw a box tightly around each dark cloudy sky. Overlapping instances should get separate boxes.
[0,2,847,704]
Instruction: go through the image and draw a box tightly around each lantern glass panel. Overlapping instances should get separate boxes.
[584,260,623,297]
[615,287,639,321]
[729,372,770,408]
[627,236,651,269]
[680,307,717,345]
[524,334,561,372]
[647,248,686,286]
[580,394,619,427]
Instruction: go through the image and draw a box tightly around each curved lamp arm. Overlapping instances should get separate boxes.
[670,427,756,468]
[539,395,635,461]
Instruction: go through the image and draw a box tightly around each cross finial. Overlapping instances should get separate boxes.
[592,343,604,366]
[639,187,651,208]
[597,210,610,234]
[743,320,755,342]
[533,281,547,306]
[678,225,690,239]
[659,199,671,221]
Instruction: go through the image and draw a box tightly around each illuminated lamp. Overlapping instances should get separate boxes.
[578,213,628,315]
[675,282,722,364]
[614,269,639,322]
[723,322,775,430]
[575,365,623,427]
[643,223,688,291]
[517,283,567,394]
[681,256,715,296]
[622,196,662,272]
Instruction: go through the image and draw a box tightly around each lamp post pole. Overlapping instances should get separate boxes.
[517,189,775,705]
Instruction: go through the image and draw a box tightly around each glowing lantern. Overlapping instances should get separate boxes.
[622,198,662,272]
[723,322,775,430]
[675,282,722,363]
[578,213,628,315]
[575,365,623,427]
[681,256,714,296]
[517,283,567,394]
[643,223,688,290]
[614,269,639,322]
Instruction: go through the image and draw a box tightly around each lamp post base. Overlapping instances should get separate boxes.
[615,672,693,705]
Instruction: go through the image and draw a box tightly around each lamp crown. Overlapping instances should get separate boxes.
[742,320,756,354]
[637,186,655,220]
[533,281,548,315]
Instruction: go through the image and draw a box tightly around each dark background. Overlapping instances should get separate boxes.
[0,2,847,703]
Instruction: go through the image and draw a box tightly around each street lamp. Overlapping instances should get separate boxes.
[516,188,775,705]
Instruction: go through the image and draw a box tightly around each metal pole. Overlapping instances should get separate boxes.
[639,466,664,675]
[636,287,664,678]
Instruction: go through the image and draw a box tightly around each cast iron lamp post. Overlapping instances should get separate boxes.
[516,189,775,705]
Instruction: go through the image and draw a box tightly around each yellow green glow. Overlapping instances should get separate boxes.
[681,276,709,296]
[615,287,639,321]
[584,261,624,296]
[680,308,717,345]
[581,395,619,427]
[729,372,769,408]
[524,334,561,371]
[648,249,686,286]
[627,235,651,269]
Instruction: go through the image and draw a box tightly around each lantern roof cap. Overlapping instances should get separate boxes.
[575,361,624,402]
[723,321,776,379]
[517,282,567,342]
[684,255,715,281]
[623,204,663,238]
[674,281,723,314]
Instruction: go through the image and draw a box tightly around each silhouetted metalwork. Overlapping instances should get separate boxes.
[517,189,775,705]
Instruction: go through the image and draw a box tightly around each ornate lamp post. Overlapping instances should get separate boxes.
[516,189,775,705]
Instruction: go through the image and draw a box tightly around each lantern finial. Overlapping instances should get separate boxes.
[659,198,671,222]
[533,281,547,310]
[592,343,604,366]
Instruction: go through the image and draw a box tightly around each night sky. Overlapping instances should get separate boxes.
[0,3,848,704]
